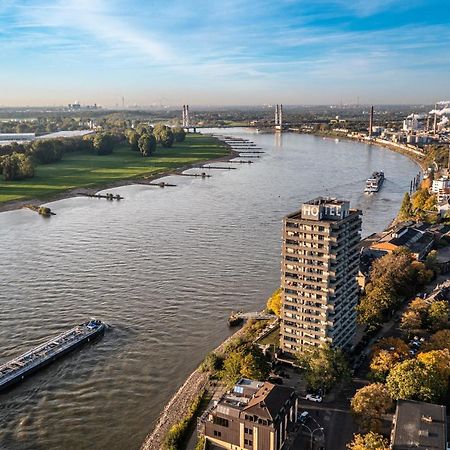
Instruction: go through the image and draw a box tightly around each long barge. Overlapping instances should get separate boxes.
[0,319,105,392]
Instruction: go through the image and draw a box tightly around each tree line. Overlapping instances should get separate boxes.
[0,123,187,181]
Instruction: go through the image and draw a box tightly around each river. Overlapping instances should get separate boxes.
[0,129,419,450]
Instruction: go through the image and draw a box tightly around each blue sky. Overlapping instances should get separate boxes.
[0,0,449,106]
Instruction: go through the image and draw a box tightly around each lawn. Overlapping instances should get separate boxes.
[0,134,228,203]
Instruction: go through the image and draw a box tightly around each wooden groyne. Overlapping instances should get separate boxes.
[237,151,265,154]
[237,155,260,158]
[229,160,254,164]
[179,172,212,178]
[23,205,55,216]
[202,165,237,170]
[78,193,123,200]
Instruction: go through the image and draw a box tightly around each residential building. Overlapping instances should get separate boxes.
[390,400,447,450]
[369,223,434,261]
[280,197,362,355]
[200,378,298,450]
[432,176,450,194]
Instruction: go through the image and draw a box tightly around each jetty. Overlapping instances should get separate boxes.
[237,154,260,158]
[229,160,254,164]
[78,193,123,200]
[228,311,276,326]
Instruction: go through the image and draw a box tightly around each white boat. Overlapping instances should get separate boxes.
[365,171,385,193]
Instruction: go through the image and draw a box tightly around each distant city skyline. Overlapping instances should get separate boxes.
[1,0,449,106]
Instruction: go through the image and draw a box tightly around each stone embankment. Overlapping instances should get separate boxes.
[140,325,250,450]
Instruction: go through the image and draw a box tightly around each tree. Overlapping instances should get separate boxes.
[138,133,157,157]
[347,432,389,450]
[411,188,431,212]
[296,344,350,391]
[369,338,409,381]
[400,309,422,337]
[240,346,270,381]
[93,133,114,155]
[126,129,139,151]
[357,285,398,330]
[153,123,174,148]
[221,351,243,386]
[30,139,63,164]
[1,152,34,181]
[428,301,449,331]
[266,288,282,316]
[386,359,447,402]
[351,383,393,432]
[425,329,450,351]
[398,192,412,221]
[220,346,270,386]
[417,349,450,380]
[173,127,186,142]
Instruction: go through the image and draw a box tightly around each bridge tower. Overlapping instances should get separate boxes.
[182,105,190,129]
[275,104,283,131]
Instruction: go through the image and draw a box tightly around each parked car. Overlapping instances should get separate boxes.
[305,394,323,403]
[297,411,310,423]
[268,376,283,385]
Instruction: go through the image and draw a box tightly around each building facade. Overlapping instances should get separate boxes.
[280,197,362,355]
[200,378,298,450]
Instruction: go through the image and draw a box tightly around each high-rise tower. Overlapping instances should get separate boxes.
[280,197,362,355]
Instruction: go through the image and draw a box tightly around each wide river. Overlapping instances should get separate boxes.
[0,129,419,450]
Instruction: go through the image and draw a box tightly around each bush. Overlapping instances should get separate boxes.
[164,391,204,450]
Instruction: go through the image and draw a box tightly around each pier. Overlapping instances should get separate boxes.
[229,160,254,164]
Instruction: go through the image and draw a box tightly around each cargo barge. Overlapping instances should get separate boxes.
[0,319,105,392]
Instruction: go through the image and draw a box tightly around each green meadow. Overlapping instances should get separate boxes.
[0,134,228,204]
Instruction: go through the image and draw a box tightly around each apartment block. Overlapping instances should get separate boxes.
[280,197,362,355]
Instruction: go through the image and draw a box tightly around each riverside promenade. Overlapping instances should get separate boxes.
[140,325,250,450]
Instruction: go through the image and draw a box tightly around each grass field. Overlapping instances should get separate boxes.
[0,134,228,204]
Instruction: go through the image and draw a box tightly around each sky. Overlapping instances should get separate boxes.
[0,0,449,106]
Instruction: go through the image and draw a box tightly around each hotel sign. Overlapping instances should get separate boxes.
[301,202,346,220]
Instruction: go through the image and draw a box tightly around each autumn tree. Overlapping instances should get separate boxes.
[347,432,389,450]
[369,338,409,381]
[386,359,447,402]
[398,192,412,221]
[417,349,450,381]
[351,383,393,432]
[266,288,282,316]
[428,301,449,331]
[425,329,450,351]
[297,344,350,391]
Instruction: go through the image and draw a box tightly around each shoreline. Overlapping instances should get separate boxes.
[0,144,238,214]
[310,131,427,171]
[140,324,251,450]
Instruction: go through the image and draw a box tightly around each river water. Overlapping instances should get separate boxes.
[0,129,419,450]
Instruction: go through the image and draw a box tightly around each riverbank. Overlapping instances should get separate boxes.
[311,130,427,171]
[0,134,234,213]
[140,324,252,450]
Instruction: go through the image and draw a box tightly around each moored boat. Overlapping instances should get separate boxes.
[364,171,385,193]
[0,319,105,392]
